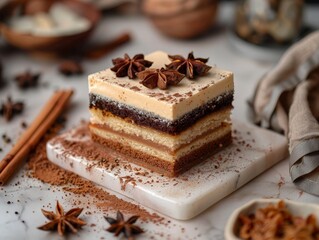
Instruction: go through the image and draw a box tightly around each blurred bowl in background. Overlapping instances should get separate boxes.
[142,0,219,39]
[0,0,100,57]
[234,0,304,46]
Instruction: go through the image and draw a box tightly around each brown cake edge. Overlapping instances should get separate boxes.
[174,131,232,175]
[90,131,232,177]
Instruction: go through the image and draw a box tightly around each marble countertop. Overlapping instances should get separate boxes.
[1,3,319,240]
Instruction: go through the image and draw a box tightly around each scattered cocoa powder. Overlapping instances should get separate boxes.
[119,176,136,191]
[24,119,258,236]
[50,124,162,189]
[26,123,164,224]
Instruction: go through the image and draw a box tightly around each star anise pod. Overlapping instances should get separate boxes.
[38,201,86,236]
[111,54,153,79]
[137,68,184,90]
[166,52,212,79]
[59,60,84,76]
[105,211,144,240]
[14,70,41,89]
[0,97,24,121]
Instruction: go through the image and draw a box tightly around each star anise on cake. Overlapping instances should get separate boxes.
[105,211,144,240]
[0,97,24,121]
[38,201,86,236]
[14,70,41,89]
[137,68,185,90]
[111,54,153,79]
[59,60,84,76]
[165,52,212,79]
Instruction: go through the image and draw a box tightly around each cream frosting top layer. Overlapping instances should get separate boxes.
[89,51,234,121]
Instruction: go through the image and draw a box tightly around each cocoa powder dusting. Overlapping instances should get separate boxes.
[26,123,164,224]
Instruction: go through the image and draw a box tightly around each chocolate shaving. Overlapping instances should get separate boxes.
[0,97,24,121]
[14,70,40,89]
[59,60,83,76]
[166,52,212,79]
[137,68,184,90]
[111,54,153,79]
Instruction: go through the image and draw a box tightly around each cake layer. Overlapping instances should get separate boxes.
[90,107,232,151]
[89,91,233,134]
[88,51,234,121]
[89,122,231,162]
[90,128,232,177]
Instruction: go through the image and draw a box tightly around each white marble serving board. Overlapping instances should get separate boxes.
[46,120,288,220]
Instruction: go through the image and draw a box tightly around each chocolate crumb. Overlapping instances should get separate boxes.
[21,121,28,128]
[119,175,136,191]
[2,134,12,143]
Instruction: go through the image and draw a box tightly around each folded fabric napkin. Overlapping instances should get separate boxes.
[251,31,319,195]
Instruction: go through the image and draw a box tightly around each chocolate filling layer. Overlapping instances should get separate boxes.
[90,121,230,153]
[89,91,233,134]
[91,131,232,177]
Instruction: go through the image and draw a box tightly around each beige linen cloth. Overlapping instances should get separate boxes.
[251,31,319,195]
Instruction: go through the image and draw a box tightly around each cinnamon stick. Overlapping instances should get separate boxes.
[0,91,63,172]
[0,89,73,185]
[84,32,131,59]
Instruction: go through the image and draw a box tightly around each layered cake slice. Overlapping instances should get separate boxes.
[88,51,234,177]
